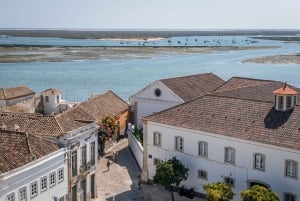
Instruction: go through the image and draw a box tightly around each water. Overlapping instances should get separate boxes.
[0,35,300,102]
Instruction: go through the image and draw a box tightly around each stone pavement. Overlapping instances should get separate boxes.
[96,138,205,201]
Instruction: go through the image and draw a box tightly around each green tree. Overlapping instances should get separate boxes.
[153,157,189,201]
[203,182,234,201]
[98,116,119,154]
[240,185,279,201]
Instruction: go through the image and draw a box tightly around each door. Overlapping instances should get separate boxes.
[81,180,86,201]
[91,174,95,199]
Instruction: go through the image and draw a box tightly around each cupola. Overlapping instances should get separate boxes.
[273,83,298,111]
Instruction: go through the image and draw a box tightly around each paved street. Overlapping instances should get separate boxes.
[96,138,205,201]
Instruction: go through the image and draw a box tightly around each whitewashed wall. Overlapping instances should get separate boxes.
[43,94,61,115]
[145,121,300,201]
[128,126,143,169]
[0,148,67,201]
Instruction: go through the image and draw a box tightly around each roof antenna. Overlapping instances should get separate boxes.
[283,82,287,90]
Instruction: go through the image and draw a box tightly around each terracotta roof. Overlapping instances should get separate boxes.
[59,90,128,121]
[144,78,300,151]
[42,88,61,95]
[160,73,224,102]
[273,83,299,95]
[0,86,35,100]
[0,130,59,173]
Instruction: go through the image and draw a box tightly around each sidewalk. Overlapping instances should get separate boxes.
[96,138,205,201]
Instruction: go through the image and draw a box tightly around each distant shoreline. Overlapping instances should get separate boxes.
[243,54,300,64]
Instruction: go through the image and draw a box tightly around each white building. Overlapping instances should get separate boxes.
[130,73,224,128]
[0,130,67,201]
[142,77,300,201]
[0,85,35,113]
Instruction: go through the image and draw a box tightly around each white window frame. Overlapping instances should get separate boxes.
[19,187,27,201]
[6,192,15,201]
[254,153,265,171]
[198,169,208,180]
[198,141,208,157]
[40,176,47,192]
[224,147,235,164]
[58,168,64,183]
[153,132,161,146]
[49,172,56,187]
[285,160,298,179]
[224,176,235,188]
[175,136,184,151]
[284,192,297,201]
[81,145,87,166]
[30,181,38,198]
[286,96,292,109]
[90,141,96,166]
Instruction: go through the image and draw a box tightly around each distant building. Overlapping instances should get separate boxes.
[0,85,35,113]
[130,73,224,128]
[142,77,300,201]
[0,112,99,201]
[0,130,67,201]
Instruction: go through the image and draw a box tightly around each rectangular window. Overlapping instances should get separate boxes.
[175,136,184,151]
[225,147,235,164]
[284,193,296,201]
[279,96,284,110]
[19,187,27,201]
[90,142,96,166]
[41,176,47,192]
[49,172,56,187]
[287,96,292,109]
[254,153,265,170]
[153,132,161,146]
[153,158,162,166]
[294,96,297,106]
[72,185,77,201]
[45,96,49,102]
[58,168,64,183]
[6,193,15,201]
[198,170,208,180]
[224,177,235,188]
[81,145,87,166]
[72,150,77,177]
[57,95,60,103]
[30,181,38,198]
[198,141,208,157]
[285,160,298,178]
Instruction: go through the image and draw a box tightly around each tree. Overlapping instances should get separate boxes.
[203,182,234,201]
[240,185,279,201]
[153,157,189,201]
[98,116,120,154]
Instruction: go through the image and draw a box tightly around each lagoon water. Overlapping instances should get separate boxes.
[0,34,300,102]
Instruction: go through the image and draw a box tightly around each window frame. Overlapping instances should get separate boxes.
[278,96,284,110]
[81,145,87,166]
[6,192,15,201]
[153,158,162,166]
[153,132,161,146]
[90,141,96,166]
[30,181,38,198]
[254,153,266,171]
[198,141,208,157]
[72,150,78,177]
[224,176,235,188]
[49,172,56,187]
[286,96,292,109]
[19,187,27,201]
[40,176,47,192]
[198,169,208,180]
[224,147,235,164]
[45,96,49,102]
[58,168,64,183]
[284,192,297,201]
[175,136,184,151]
[285,160,298,179]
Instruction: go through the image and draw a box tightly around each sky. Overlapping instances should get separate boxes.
[0,0,299,30]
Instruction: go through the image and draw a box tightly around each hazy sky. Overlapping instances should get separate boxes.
[0,0,299,29]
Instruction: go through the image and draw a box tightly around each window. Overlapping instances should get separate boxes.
[45,96,49,102]
[41,176,47,192]
[81,145,87,166]
[198,170,207,180]
[72,185,77,201]
[72,150,77,177]
[284,193,296,201]
[49,172,56,187]
[90,142,96,166]
[154,88,161,97]
[287,96,292,109]
[198,141,208,157]
[224,177,235,188]
[6,193,15,201]
[278,96,284,110]
[254,153,265,170]
[57,95,60,103]
[30,181,38,198]
[59,196,65,201]
[175,136,184,151]
[285,160,298,178]
[19,187,27,201]
[224,147,235,164]
[294,96,297,105]
[58,168,64,183]
[153,158,162,166]
[153,132,161,146]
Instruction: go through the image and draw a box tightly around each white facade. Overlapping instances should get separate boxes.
[0,94,35,113]
[0,148,67,201]
[43,93,62,115]
[143,121,300,201]
[58,122,99,201]
[130,81,183,128]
